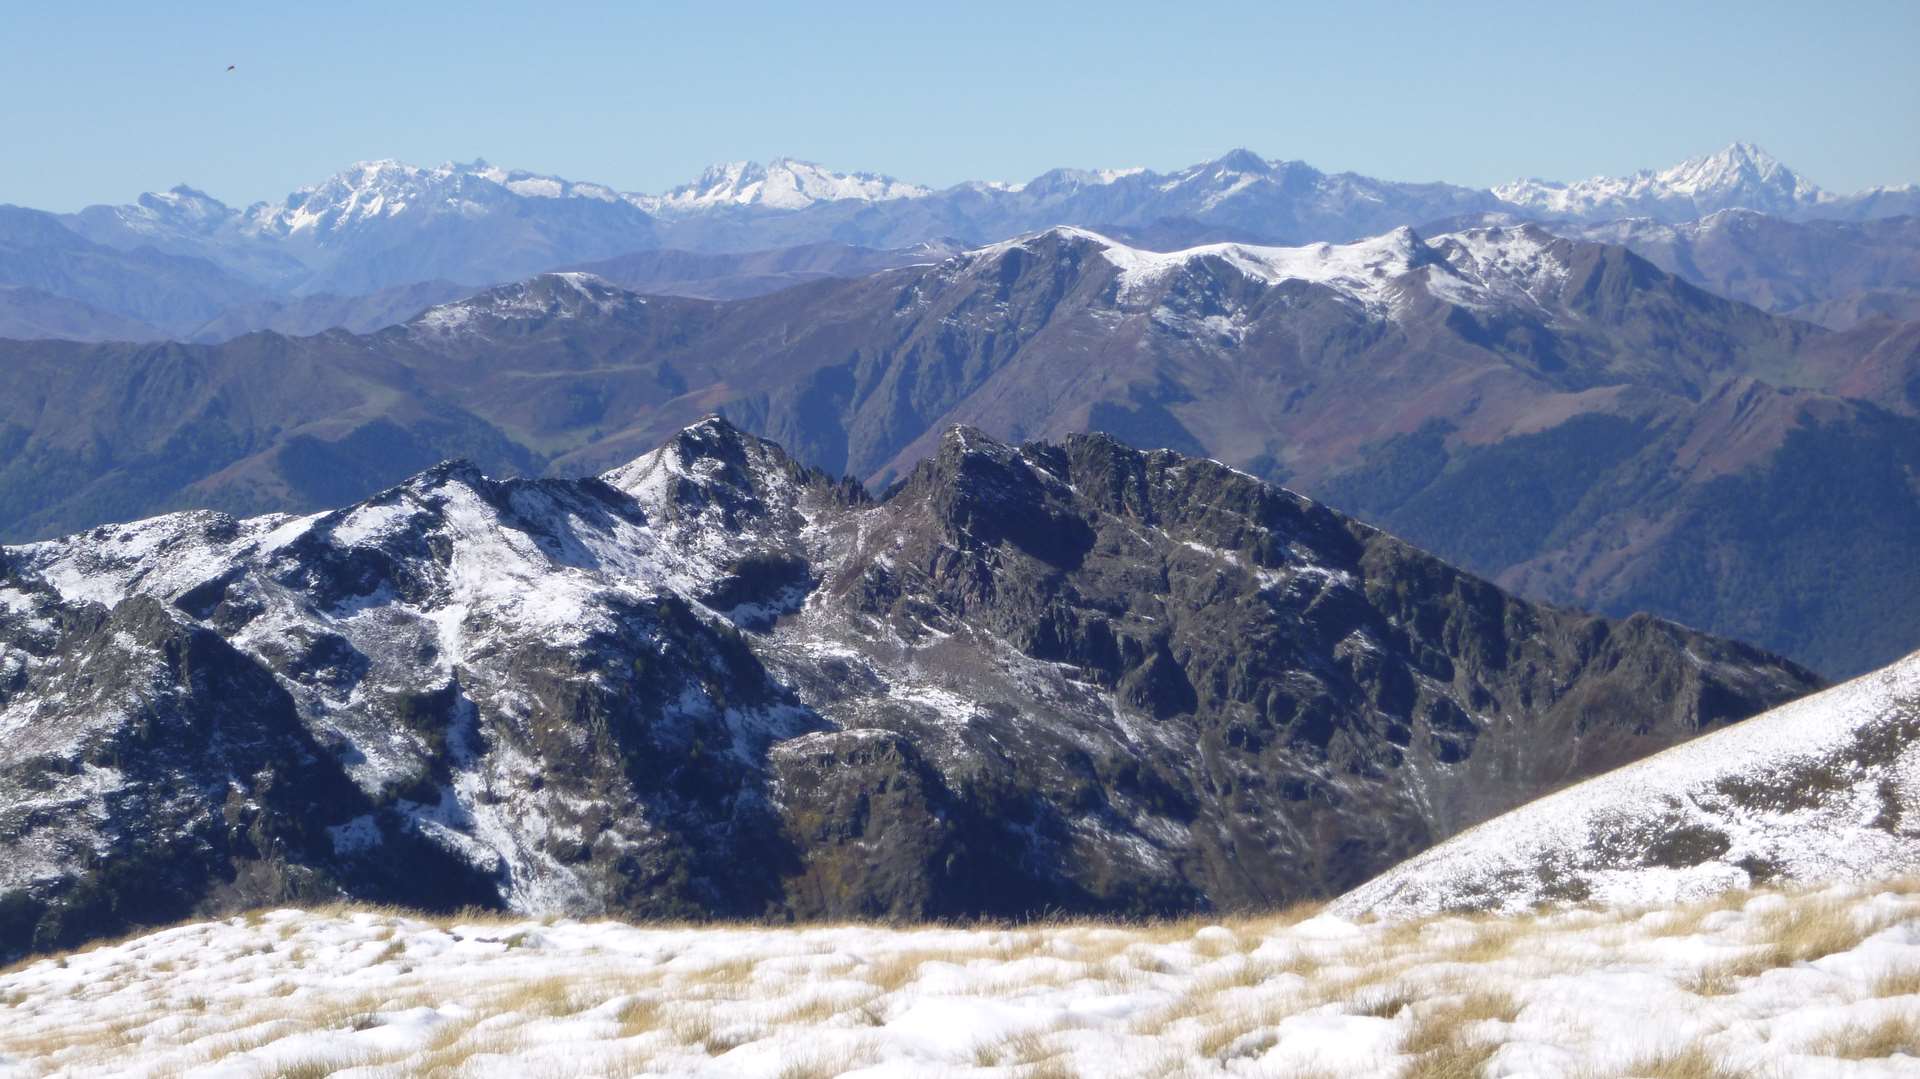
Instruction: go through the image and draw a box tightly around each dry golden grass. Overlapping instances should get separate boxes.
[1193,1003,1288,1060]
[1400,1036,1498,1079]
[1435,921,1519,965]
[664,1009,765,1056]
[1684,955,1764,997]
[679,954,757,984]
[856,946,988,992]
[614,995,664,1037]
[1024,1059,1082,1079]
[1811,1013,1920,1059]
[1377,985,1524,1079]
[1754,898,1889,964]
[1619,1045,1757,1079]
[972,1023,1069,1069]
[495,976,587,1019]
[776,1056,851,1079]
[1191,957,1288,994]
[1641,888,1755,939]
[1871,965,1920,998]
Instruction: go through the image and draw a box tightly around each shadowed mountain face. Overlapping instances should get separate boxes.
[0,419,1818,960]
[0,225,1913,674]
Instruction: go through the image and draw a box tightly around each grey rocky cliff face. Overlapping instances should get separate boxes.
[0,419,1820,959]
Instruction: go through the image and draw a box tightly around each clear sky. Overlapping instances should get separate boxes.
[3,0,1915,211]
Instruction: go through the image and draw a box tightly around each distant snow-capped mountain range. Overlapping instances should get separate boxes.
[81,141,1919,239]
[2,142,1914,343]
[57,143,1918,271]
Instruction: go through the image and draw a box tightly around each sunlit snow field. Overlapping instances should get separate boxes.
[2,881,1917,1078]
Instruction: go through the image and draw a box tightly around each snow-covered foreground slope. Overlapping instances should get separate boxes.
[1337,652,1920,920]
[2,880,1916,1077]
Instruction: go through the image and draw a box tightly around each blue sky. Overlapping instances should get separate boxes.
[3,0,1915,210]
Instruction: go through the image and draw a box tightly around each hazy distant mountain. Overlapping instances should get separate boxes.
[12,143,1914,341]
[0,205,266,334]
[179,280,478,342]
[632,157,933,215]
[1567,211,1920,329]
[1,225,1915,674]
[0,285,163,341]
[1494,142,1920,224]
[563,240,958,301]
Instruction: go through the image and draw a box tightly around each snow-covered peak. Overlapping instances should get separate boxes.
[85,184,245,240]
[1426,224,1576,309]
[1095,226,1434,309]
[965,225,1442,314]
[600,416,812,527]
[1016,165,1149,198]
[247,159,631,238]
[133,185,235,224]
[635,158,931,215]
[1657,142,1800,197]
[410,272,643,335]
[1204,148,1275,175]
[1493,142,1835,222]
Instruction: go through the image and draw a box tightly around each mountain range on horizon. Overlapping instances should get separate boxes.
[1,143,1909,302]
[1,221,1916,680]
[57,141,1920,236]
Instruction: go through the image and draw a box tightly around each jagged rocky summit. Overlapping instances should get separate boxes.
[0,419,1818,959]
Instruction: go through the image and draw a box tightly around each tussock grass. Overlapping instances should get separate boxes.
[1435,921,1519,965]
[1871,965,1920,998]
[1620,1045,1756,1079]
[1400,1036,1499,1079]
[1641,887,1755,939]
[1811,1013,1920,1058]
[972,1024,1066,1068]
[1756,896,1900,964]
[614,994,665,1036]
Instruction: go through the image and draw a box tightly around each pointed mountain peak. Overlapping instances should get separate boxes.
[601,415,831,526]
[1495,143,1831,221]
[1209,148,1272,174]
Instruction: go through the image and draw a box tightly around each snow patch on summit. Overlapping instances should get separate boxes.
[412,273,642,334]
[635,158,931,215]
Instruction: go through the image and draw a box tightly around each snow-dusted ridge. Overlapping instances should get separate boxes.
[631,157,932,215]
[966,223,1576,316]
[0,416,1816,956]
[1335,650,1920,919]
[411,271,644,334]
[1494,142,1840,222]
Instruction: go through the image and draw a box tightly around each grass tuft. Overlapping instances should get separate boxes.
[1810,1013,1920,1059]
